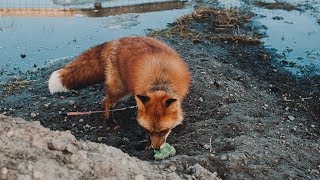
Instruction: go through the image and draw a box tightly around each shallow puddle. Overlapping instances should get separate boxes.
[254,7,320,76]
[219,0,320,76]
[0,0,191,79]
[0,0,191,81]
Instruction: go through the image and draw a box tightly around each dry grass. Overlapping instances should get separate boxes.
[149,7,261,44]
[1,80,34,98]
[254,1,300,11]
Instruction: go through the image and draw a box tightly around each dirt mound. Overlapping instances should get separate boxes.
[0,114,220,179]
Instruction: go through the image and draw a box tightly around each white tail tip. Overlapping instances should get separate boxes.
[48,70,69,94]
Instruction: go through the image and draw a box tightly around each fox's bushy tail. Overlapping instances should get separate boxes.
[48,43,108,94]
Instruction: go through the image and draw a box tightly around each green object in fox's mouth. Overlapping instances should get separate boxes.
[153,143,176,160]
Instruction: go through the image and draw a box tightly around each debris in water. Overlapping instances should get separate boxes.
[20,53,27,58]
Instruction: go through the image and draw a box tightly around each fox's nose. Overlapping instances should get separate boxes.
[151,143,165,150]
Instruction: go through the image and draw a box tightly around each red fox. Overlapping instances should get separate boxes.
[48,36,191,150]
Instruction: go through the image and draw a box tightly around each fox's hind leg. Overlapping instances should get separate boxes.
[103,61,127,120]
[103,89,125,120]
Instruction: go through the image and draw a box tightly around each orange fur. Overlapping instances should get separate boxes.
[49,36,191,149]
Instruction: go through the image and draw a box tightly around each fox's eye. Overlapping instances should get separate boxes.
[165,98,177,107]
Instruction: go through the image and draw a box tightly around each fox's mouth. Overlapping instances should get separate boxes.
[150,143,166,150]
[140,127,172,150]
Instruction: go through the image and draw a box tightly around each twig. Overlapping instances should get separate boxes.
[67,105,137,116]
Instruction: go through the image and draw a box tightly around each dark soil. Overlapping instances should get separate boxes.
[1,2,319,179]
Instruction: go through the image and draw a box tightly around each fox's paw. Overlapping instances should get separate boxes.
[48,70,69,94]
[104,110,111,120]
[103,97,117,120]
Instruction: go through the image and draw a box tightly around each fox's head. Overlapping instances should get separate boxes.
[135,91,183,150]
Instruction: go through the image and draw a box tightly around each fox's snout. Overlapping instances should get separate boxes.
[149,134,167,150]
[147,129,171,150]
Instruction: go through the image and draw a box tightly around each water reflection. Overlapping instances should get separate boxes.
[0,1,186,17]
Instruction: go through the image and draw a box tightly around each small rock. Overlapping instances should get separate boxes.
[1,167,8,175]
[203,144,210,150]
[30,112,37,117]
[122,137,130,144]
[272,16,284,20]
[288,116,295,121]
[33,171,42,179]
[17,174,32,180]
[292,126,297,131]
[27,164,33,171]
[221,155,228,161]
[311,169,319,175]
[285,47,293,52]
[198,97,204,102]
[66,144,78,154]
[79,119,84,123]
[68,100,75,105]
[311,124,315,128]
[169,165,176,171]
[6,130,14,138]
[187,164,221,180]
[135,174,144,180]
[20,53,27,58]
[84,124,91,129]
[47,140,65,151]
[94,2,102,9]
[259,53,270,61]
[44,103,51,108]
[78,150,88,159]
[70,154,79,163]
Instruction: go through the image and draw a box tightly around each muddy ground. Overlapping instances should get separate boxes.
[1,0,320,179]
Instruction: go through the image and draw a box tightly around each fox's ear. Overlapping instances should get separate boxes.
[165,98,177,107]
[136,95,150,105]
